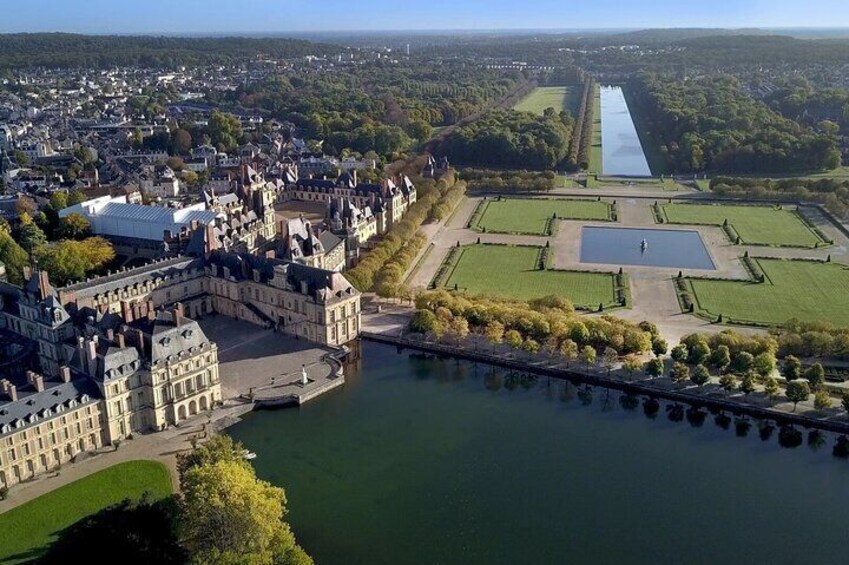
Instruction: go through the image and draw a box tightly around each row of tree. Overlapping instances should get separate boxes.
[460,169,558,192]
[568,79,595,170]
[410,290,653,358]
[710,176,849,220]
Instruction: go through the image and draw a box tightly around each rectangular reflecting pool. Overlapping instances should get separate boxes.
[600,86,652,177]
[580,226,716,269]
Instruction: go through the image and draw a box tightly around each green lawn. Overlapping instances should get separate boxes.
[0,460,173,564]
[440,244,619,307]
[588,83,602,175]
[661,203,825,247]
[686,258,849,326]
[471,198,611,235]
[513,86,579,115]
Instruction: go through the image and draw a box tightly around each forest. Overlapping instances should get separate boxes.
[0,33,340,68]
[438,109,574,170]
[204,61,524,157]
[628,73,841,174]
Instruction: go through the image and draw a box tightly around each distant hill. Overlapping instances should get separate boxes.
[606,27,775,43]
[0,33,342,69]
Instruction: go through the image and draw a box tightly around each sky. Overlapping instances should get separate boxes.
[2,0,849,34]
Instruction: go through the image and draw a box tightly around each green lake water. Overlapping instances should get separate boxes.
[228,342,849,565]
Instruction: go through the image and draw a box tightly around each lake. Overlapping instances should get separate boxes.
[580,226,716,269]
[600,86,652,177]
[228,342,849,565]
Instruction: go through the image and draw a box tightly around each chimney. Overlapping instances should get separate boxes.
[105,328,114,341]
[0,380,17,402]
[26,371,44,392]
[134,328,146,357]
[120,300,134,323]
[352,169,357,186]
[85,339,98,377]
[59,366,71,383]
[38,270,52,300]
[173,302,185,327]
[205,223,218,255]
[116,332,126,349]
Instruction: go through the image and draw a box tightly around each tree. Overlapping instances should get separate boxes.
[35,237,115,286]
[180,460,309,564]
[39,497,185,565]
[731,351,754,373]
[178,436,312,565]
[13,149,29,166]
[651,336,668,357]
[58,212,91,239]
[409,310,441,336]
[17,215,47,251]
[688,340,711,365]
[710,344,731,372]
[785,380,811,411]
[49,191,68,212]
[623,355,642,378]
[504,329,523,349]
[580,345,597,372]
[644,357,664,378]
[719,373,737,395]
[68,190,88,206]
[484,321,505,346]
[752,352,776,378]
[0,230,29,284]
[670,344,688,363]
[842,392,849,417]
[763,377,780,402]
[172,128,193,154]
[165,156,184,171]
[739,372,756,396]
[559,339,578,365]
[208,110,243,152]
[782,355,802,380]
[814,390,832,411]
[177,435,249,489]
[804,363,826,391]
[670,362,690,384]
[601,347,618,375]
[690,364,710,386]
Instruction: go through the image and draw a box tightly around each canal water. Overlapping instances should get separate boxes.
[600,86,652,177]
[228,342,849,565]
[580,226,716,269]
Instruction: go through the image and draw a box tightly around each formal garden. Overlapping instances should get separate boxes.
[659,202,829,247]
[431,243,626,309]
[679,257,849,327]
[468,197,614,235]
[0,460,173,564]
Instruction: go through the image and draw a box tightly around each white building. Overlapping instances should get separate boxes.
[59,195,221,242]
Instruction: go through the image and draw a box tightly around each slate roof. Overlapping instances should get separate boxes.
[0,377,101,436]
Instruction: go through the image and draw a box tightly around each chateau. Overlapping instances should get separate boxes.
[0,234,361,488]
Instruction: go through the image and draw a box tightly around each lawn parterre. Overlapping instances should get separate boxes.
[0,460,173,564]
[513,86,579,115]
[470,197,612,235]
[684,258,849,327]
[436,244,623,308]
[660,203,827,247]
